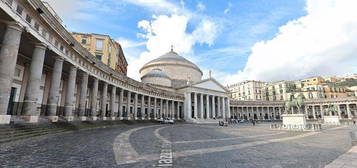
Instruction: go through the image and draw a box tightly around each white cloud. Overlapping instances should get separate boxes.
[225,0,357,85]
[44,0,99,21]
[224,2,232,14]
[193,19,217,46]
[124,0,181,14]
[116,38,146,49]
[127,14,218,80]
[196,2,206,12]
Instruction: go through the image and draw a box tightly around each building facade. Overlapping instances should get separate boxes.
[227,80,265,101]
[301,76,326,86]
[72,32,128,75]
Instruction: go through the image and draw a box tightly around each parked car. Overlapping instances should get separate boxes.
[157,118,164,123]
[166,118,175,124]
[158,118,175,124]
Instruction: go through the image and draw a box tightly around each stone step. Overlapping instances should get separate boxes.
[0,127,55,135]
[0,120,159,144]
[0,129,68,144]
[0,123,73,144]
[0,127,66,138]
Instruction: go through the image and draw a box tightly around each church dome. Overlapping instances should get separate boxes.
[142,69,170,79]
[141,69,172,87]
[140,48,203,85]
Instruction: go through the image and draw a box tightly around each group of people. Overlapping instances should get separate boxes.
[219,117,258,127]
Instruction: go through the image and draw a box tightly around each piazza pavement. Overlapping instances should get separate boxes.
[0,122,357,168]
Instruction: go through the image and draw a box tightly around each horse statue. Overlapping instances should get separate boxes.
[284,93,306,114]
[325,104,338,116]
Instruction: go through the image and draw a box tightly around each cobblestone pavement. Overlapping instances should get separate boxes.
[0,123,356,168]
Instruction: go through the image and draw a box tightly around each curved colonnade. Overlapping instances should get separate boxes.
[230,97,357,121]
[0,0,184,124]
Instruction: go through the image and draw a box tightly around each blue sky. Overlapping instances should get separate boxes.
[46,0,357,84]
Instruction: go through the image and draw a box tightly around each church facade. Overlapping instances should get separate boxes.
[140,48,231,122]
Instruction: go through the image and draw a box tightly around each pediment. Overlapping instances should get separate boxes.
[192,79,228,93]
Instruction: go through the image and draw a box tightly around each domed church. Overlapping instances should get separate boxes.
[140,47,231,122]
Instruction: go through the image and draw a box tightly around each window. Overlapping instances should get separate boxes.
[96,39,104,51]
[16,5,23,15]
[25,14,32,23]
[13,65,24,81]
[54,40,59,47]
[34,22,40,31]
[81,39,87,44]
[6,0,13,6]
[96,54,102,60]
[14,68,20,77]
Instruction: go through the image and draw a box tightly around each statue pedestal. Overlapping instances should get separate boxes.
[282,114,306,126]
[324,116,340,125]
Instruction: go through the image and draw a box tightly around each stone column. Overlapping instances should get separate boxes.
[23,43,47,123]
[166,99,169,118]
[160,99,164,118]
[222,97,226,119]
[176,101,180,119]
[273,107,276,120]
[347,104,352,119]
[184,93,191,120]
[134,93,138,120]
[227,98,231,119]
[206,95,210,119]
[141,95,145,120]
[200,94,204,119]
[218,97,221,118]
[312,106,316,119]
[278,107,282,120]
[127,91,131,119]
[91,78,99,120]
[153,98,157,119]
[46,57,64,122]
[64,65,77,121]
[304,106,308,119]
[148,96,151,120]
[267,107,271,120]
[194,92,198,119]
[0,23,22,124]
[171,100,174,119]
[320,105,324,119]
[110,86,116,120]
[337,104,342,119]
[101,82,108,120]
[212,96,216,119]
[118,89,124,119]
[78,73,88,121]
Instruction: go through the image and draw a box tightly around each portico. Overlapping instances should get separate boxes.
[179,78,231,122]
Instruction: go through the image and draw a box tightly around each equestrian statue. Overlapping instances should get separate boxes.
[284,93,306,114]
